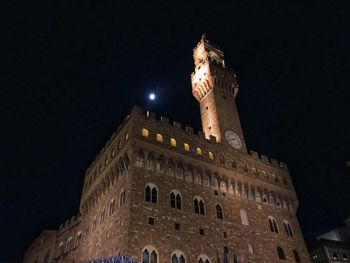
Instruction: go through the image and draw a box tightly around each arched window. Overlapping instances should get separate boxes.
[196,147,202,155]
[119,189,126,206]
[194,197,205,215]
[175,165,184,179]
[156,133,163,142]
[64,237,72,253]
[145,184,157,203]
[136,150,145,167]
[171,250,186,263]
[170,138,177,147]
[75,231,82,247]
[109,199,115,216]
[240,209,249,226]
[216,204,224,219]
[56,242,63,257]
[293,250,301,262]
[170,191,182,209]
[208,151,214,160]
[142,128,149,137]
[142,246,158,263]
[277,247,286,260]
[283,220,294,237]
[268,216,279,233]
[219,154,225,164]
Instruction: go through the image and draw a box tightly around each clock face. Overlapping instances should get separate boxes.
[225,130,242,149]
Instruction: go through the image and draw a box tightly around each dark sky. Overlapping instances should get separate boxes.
[2,1,350,261]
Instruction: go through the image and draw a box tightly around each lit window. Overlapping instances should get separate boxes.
[156,133,163,142]
[142,128,149,137]
[196,147,202,155]
[208,151,214,160]
[184,143,190,152]
[170,138,177,147]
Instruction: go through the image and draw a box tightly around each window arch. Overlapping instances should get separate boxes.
[145,184,157,203]
[293,250,301,262]
[193,196,205,215]
[119,189,126,207]
[56,242,63,257]
[277,247,286,260]
[283,220,294,237]
[64,237,72,253]
[240,209,249,226]
[196,147,202,155]
[216,204,224,219]
[208,151,214,160]
[142,246,158,263]
[197,254,211,263]
[268,216,279,233]
[170,191,182,209]
[75,231,82,247]
[219,154,225,164]
[171,250,186,263]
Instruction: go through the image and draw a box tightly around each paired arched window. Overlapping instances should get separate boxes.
[142,246,158,263]
[283,220,294,237]
[119,189,126,206]
[198,255,211,263]
[216,204,224,219]
[170,191,182,209]
[293,250,301,262]
[171,250,186,263]
[277,247,286,260]
[145,184,157,203]
[268,216,279,233]
[240,209,249,226]
[194,197,205,215]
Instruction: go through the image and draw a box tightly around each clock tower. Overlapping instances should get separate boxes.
[191,35,247,152]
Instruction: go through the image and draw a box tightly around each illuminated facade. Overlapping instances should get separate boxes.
[23,36,311,263]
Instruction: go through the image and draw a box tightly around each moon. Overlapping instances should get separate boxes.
[149,93,156,100]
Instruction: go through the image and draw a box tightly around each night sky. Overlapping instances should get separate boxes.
[2,1,350,262]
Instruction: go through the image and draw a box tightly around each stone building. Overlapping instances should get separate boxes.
[23,36,310,263]
[309,218,350,262]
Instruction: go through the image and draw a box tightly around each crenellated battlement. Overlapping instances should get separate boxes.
[130,106,288,171]
[58,214,81,234]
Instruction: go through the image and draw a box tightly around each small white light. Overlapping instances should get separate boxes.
[149,93,155,100]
